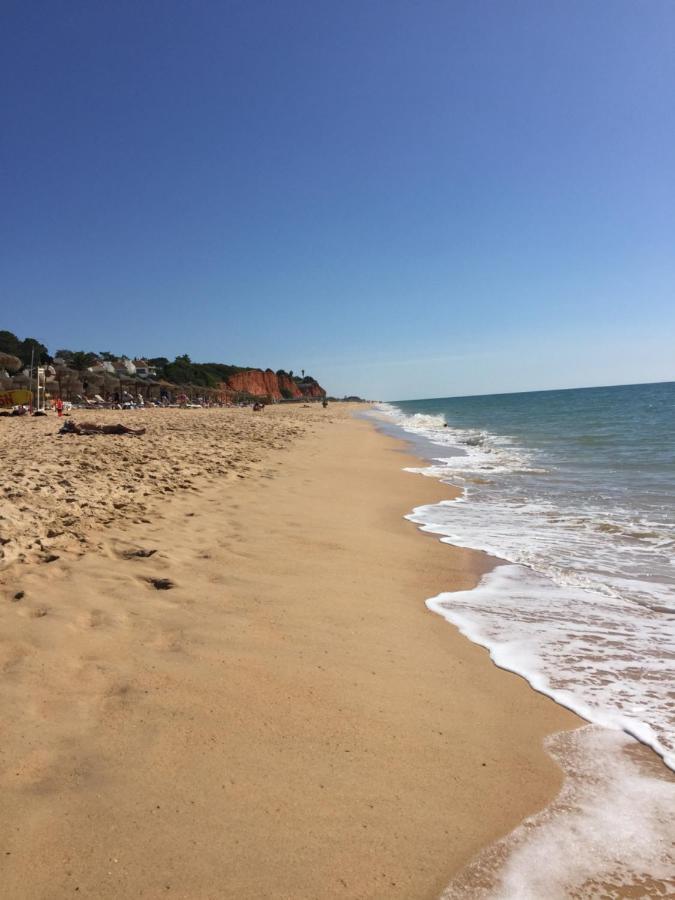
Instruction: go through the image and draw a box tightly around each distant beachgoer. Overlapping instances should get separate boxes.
[56,397,63,417]
[59,420,146,436]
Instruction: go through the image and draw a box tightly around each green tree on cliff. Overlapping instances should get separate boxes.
[0,330,50,366]
[20,337,50,366]
[0,330,22,357]
[67,351,98,373]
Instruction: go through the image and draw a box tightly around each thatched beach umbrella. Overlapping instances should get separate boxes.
[153,379,174,404]
[44,374,58,401]
[188,384,202,403]
[120,373,142,401]
[139,378,161,401]
[81,371,105,399]
[99,372,118,397]
[133,375,149,396]
[112,372,130,400]
[0,353,22,374]
[52,363,71,399]
[6,371,33,406]
[57,370,84,400]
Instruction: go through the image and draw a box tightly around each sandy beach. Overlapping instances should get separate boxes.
[0,405,580,898]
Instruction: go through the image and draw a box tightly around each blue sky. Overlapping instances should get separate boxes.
[2,0,674,399]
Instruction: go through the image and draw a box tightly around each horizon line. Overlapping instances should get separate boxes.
[385,378,675,404]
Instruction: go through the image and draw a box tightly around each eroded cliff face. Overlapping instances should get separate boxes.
[225,369,286,400]
[277,372,303,399]
[297,380,325,399]
[222,369,325,400]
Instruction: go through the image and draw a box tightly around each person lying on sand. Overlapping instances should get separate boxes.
[58,420,146,436]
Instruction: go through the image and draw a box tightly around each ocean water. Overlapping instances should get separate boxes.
[374,381,675,897]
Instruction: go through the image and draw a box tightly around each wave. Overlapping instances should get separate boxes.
[371,401,675,895]
[427,563,675,770]
[375,403,547,476]
[441,726,675,899]
[376,402,675,606]
[375,402,675,766]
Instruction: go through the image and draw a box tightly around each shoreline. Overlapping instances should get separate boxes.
[1,406,581,898]
[369,407,675,896]
[376,396,675,777]
[379,405,675,769]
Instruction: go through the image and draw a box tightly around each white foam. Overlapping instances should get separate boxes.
[375,403,536,475]
[375,405,675,602]
[441,725,675,899]
[427,564,675,770]
[372,402,675,893]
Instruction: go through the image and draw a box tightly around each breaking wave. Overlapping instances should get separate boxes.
[373,387,675,896]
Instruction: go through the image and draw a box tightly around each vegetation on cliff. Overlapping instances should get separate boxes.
[148,355,247,388]
[0,329,325,399]
[0,330,49,368]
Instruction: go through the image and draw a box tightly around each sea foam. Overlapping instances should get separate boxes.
[441,726,675,899]
[426,563,675,769]
[372,398,675,895]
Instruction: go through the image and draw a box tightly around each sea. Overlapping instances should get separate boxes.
[373,381,675,898]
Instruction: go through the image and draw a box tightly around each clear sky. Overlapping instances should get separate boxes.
[2,0,674,400]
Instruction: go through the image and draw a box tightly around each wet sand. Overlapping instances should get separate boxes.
[0,406,580,898]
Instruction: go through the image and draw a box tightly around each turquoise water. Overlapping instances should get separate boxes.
[389,381,675,611]
[378,382,675,895]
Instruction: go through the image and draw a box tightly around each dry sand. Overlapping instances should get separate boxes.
[0,406,314,569]
[0,405,580,899]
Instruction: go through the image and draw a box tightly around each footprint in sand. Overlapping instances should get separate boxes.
[41,553,60,564]
[146,577,175,590]
[29,607,49,618]
[0,642,33,675]
[104,680,132,701]
[153,629,185,652]
[86,610,107,628]
[122,548,157,559]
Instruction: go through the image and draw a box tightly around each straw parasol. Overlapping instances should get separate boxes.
[44,374,58,399]
[57,370,84,400]
[119,373,142,401]
[0,353,22,374]
[101,372,120,399]
[82,371,104,396]
[153,379,175,402]
[138,378,161,401]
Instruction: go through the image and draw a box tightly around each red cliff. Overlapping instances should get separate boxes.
[297,380,325,399]
[277,372,303,399]
[222,369,325,401]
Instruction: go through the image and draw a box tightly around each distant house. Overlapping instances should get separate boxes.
[133,359,157,378]
[114,357,137,376]
[90,360,116,374]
